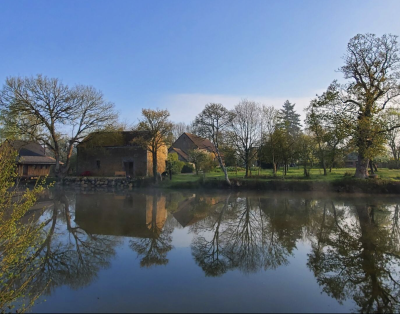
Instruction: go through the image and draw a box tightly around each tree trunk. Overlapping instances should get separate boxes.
[245,151,249,178]
[153,150,157,183]
[369,160,375,175]
[355,155,369,179]
[215,146,230,185]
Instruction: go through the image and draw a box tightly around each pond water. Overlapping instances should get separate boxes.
[20,189,400,312]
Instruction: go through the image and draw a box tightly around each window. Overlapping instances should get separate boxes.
[96,160,101,169]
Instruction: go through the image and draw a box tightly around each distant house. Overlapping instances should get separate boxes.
[168,132,216,162]
[3,140,57,178]
[76,131,167,177]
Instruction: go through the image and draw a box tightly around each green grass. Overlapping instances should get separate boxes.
[166,167,400,184]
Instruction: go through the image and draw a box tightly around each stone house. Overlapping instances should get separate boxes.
[76,131,167,177]
[168,132,217,162]
[2,140,58,178]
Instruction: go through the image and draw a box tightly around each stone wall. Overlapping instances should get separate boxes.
[77,146,148,177]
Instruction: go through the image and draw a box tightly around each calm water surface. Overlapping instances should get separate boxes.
[24,189,400,313]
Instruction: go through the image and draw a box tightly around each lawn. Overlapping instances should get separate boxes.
[167,167,400,183]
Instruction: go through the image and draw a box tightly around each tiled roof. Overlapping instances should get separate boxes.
[183,133,216,153]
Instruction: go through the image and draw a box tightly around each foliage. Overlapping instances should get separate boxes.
[167,153,184,174]
[0,143,46,312]
[314,34,400,178]
[181,163,194,173]
[187,149,208,175]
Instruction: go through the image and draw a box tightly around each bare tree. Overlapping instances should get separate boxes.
[0,75,117,178]
[136,108,173,183]
[171,122,192,142]
[193,103,235,185]
[229,100,262,177]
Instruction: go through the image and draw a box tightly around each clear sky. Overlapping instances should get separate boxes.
[1,0,400,124]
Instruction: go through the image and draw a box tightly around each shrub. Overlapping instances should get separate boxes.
[181,164,194,173]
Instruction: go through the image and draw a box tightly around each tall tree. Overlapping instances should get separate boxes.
[229,100,262,177]
[0,75,117,178]
[278,100,302,137]
[136,108,173,183]
[193,103,235,185]
[324,34,400,178]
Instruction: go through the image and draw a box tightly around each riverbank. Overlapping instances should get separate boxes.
[57,174,400,194]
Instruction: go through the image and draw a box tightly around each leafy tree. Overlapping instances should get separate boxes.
[0,143,46,312]
[0,75,117,178]
[297,133,316,177]
[317,34,400,178]
[187,149,207,175]
[166,153,184,175]
[136,108,173,183]
[193,103,235,185]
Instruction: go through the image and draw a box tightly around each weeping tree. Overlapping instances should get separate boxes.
[0,75,118,178]
[193,103,235,185]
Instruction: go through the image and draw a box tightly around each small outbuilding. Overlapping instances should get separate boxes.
[4,140,57,178]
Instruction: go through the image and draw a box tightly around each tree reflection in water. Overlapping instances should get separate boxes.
[189,194,307,276]
[26,190,121,299]
[129,192,174,268]
[307,200,400,313]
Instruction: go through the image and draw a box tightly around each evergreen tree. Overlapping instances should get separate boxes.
[278,100,302,137]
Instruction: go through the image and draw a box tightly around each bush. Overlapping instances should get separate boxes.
[181,164,194,173]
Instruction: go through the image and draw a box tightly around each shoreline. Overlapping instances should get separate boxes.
[51,176,400,194]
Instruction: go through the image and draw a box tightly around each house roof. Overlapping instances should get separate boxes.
[168,147,188,161]
[7,140,46,156]
[18,156,57,165]
[184,133,216,153]
[4,140,58,165]
[78,131,151,148]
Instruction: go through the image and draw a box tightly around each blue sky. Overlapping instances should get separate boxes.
[1,0,400,124]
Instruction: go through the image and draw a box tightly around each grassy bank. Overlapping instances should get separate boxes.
[160,168,400,193]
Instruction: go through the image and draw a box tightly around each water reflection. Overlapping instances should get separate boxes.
[30,191,121,296]
[307,201,400,313]
[16,190,400,312]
